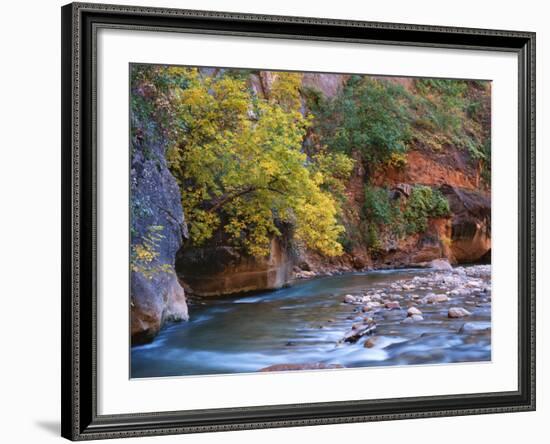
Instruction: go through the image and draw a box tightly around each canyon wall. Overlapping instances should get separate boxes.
[130,81,189,345]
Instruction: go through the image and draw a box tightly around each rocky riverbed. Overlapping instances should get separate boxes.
[131,264,491,378]
[337,264,491,349]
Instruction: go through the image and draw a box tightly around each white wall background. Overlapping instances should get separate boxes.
[0,0,545,443]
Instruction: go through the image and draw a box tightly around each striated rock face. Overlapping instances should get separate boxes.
[440,185,491,263]
[130,83,189,345]
[176,237,294,297]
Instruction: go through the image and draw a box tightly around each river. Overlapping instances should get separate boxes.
[131,267,491,378]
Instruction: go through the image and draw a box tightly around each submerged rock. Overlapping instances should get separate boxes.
[448,307,472,318]
[459,322,491,333]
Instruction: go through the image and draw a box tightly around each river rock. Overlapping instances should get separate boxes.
[384,301,401,310]
[364,337,378,348]
[448,307,472,318]
[342,320,376,343]
[421,293,449,304]
[343,294,356,304]
[459,322,491,333]
[411,314,424,321]
[407,306,422,317]
[429,259,453,271]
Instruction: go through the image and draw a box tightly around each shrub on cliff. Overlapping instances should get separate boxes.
[403,185,450,234]
[363,185,450,252]
[412,79,491,184]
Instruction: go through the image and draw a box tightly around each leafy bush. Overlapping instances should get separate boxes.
[364,186,399,226]
[402,186,450,234]
[362,185,450,251]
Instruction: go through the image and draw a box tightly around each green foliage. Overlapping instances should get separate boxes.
[134,67,353,257]
[365,223,383,255]
[362,185,450,252]
[402,186,450,234]
[310,76,413,165]
[411,78,491,183]
[363,186,400,226]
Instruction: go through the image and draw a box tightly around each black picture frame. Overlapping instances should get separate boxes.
[61,2,536,440]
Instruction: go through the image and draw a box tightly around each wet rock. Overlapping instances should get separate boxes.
[411,314,424,321]
[429,259,453,271]
[297,270,317,279]
[421,293,449,304]
[384,301,401,310]
[459,322,491,333]
[407,306,422,317]
[364,337,378,348]
[342,320,376,343]
[343,294,357,304]
[449,288,470,297]
[448,307,472,318]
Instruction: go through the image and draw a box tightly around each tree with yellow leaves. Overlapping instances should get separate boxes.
[159,67,353,257]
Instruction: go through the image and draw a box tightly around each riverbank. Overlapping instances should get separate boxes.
[131,265,491,378]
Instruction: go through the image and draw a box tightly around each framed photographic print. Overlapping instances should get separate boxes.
[61,2,536,440]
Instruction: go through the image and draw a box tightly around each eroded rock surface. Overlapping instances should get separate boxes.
[176,237,294,297]
[130,82,189,345]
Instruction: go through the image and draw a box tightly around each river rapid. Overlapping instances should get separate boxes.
[131,265,491,378]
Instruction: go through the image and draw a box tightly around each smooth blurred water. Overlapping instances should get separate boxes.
[131,269,491,378]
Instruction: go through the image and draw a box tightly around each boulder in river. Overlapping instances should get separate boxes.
[407,306,422,317]
[422,293,449,304]
[342,320,376,343]
[343,294,357,304]
[448,307,472,318]
[384,300,401,310]
[429,259,453,271]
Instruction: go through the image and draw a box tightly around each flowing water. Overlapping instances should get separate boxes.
[131,268,491,378]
